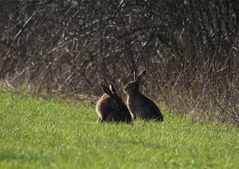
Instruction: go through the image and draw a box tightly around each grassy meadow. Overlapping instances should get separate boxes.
[0,88,239,169]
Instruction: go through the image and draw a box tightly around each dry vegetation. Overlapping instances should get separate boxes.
[0,0,239,125]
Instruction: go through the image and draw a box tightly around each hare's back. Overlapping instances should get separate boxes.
[96,94,113,116]
[144,97,163,120]
[137,94,163,120]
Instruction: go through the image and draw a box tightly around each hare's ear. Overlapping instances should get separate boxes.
[136,70,146,82]
[109,83,116,94]
[101,83,112,96]
[133,69,138,81]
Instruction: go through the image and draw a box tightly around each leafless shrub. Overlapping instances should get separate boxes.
[0,0,239,125]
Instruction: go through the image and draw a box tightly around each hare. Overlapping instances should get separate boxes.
[96,83,132,123]
[123,70,163,121]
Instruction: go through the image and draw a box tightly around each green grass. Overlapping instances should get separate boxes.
[0,88,239,169]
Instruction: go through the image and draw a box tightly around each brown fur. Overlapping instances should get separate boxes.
[95,84,132,123]
[124,70,163,121]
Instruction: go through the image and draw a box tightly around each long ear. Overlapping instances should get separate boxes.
[136,70,146,82]
[101,83,112,96]
[133,69,138,81]
[109,83,116,94]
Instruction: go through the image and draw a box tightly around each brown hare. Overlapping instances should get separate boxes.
[96,83,132,123]
[124,70,163,121]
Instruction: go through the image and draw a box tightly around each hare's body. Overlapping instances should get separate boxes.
[126,92,163,121]
[96,94,112,121]
[96,84,132,123]
[124,70,163,121]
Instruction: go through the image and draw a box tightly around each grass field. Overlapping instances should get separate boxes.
[0,88,239,169]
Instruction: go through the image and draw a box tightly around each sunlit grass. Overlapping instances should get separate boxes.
[0,88,238,169]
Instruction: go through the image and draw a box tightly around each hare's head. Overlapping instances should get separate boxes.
[124,69,146,95]
[101,83,123,111]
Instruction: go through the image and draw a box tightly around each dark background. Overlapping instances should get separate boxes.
[0,0,239,125]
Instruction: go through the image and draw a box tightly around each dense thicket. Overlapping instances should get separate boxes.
[0,0,239,125]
